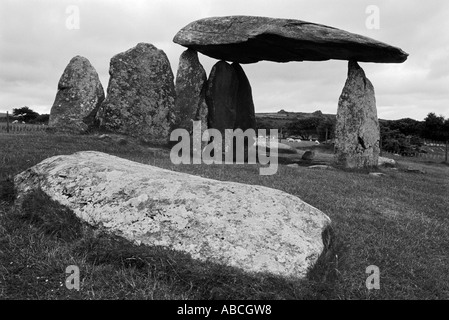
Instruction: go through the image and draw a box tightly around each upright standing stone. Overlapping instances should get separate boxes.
[49,56,105,132]
[205,61,239,134]
[174,49,208,136]
[335,61,380,168]
[97,43,175,144]
[232,63,256,131]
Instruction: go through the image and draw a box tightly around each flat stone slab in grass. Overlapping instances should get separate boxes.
[14,151,331,279]
[174,16,409,64]
[378,156,396,166]
[308,165,334,170]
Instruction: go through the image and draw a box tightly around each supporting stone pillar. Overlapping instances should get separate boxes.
[205,60,239,135]
[232,62,256,131]
[174,49,208,155]
[205,61,257,159]
[174,49,208,135]
[335,61,380,168]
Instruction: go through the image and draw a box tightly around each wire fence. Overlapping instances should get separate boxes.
[381,139,448,163]
[0,123,48,133]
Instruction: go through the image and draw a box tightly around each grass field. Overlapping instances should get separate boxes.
[1,132,448,300]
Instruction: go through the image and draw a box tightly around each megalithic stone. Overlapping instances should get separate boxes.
[174,49,208,135]
[232,62,256,131]
[205,60,239,134]
[96,43,176,145]
[335,61,380,168]
[49,56,105,133]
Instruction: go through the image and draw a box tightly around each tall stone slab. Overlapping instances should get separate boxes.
[174,49,208,136]
[49,56,105,132]
[232,63,256,131]
[97,43,175,144]
[205,61,239,134]
[335,61,380,168]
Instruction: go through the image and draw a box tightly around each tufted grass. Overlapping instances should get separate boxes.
[0,132,448,300]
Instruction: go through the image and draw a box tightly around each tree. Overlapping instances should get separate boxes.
[34,114,50,124]
[12,107,39,123]
[287,116,321,139]
[422,113,447,141]
[317,116,336,141]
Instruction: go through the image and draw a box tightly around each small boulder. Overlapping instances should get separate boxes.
[98,134,111,140]
[49,56,105,132]
[302,150,316,161]
[369,172,386,177]
[378,156,396,166]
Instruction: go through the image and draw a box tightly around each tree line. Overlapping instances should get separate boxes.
[0,107,50,124]
[257,110,449,152]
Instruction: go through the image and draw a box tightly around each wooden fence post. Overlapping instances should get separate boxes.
[6,111,10,133]
[445,140,449,163]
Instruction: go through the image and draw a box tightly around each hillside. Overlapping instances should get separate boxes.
[255,111,336,136]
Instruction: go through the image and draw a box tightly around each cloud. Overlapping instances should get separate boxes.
[0,0,448,121]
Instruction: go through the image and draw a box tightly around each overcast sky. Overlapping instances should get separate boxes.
[1,0,448,121]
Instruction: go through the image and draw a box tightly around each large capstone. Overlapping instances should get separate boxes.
[174,49,208,135]
[174,16,409,64]
[97,43,175,144]
[14,151,331,279]
[335,61,380,168]
[49,56,105,132]
[205,60,239,134]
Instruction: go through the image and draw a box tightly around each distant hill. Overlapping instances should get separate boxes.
[0,112,6,117]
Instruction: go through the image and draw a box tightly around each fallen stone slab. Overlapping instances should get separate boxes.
[369,172,386,177]
[406,167,426,174]
[174,16,408,64]
[308,165,334,170]
[14,151,331,279]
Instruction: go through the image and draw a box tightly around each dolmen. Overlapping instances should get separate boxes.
[173,16,408,168]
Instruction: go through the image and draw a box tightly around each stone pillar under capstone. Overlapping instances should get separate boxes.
[205,61,256,132]
[205,61,257,156]
[334,61,380,168]
[174,49,208,135]
[232,62,256,131]
[205,60,239,134]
